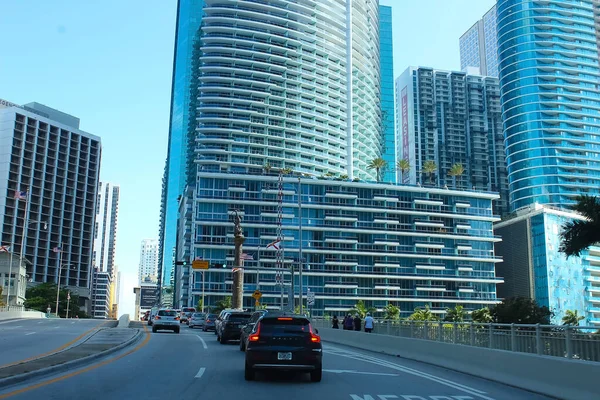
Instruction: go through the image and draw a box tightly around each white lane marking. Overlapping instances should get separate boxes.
[325,346,493,400]
[37,321,44,324]
[0,319,24,325]
[25,332,36,336]
[195,367,206,379]
[324,369,399,377]
[196,335,208,349]
[71,322,75,324]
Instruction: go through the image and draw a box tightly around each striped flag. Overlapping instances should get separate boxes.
[53,246,62,253]
[241,253,253,260]
[266,239,281,250]
[14,191,27,200]
[0,245,10,253]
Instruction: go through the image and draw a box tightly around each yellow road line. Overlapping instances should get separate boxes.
[0,325,150,399]
[0,321,110,369]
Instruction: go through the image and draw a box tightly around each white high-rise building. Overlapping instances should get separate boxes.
[139,239,158,285]
[0,99,101,305]
[93,182,119,276]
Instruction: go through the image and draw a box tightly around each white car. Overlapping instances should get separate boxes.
[189,312,206,329]
[151,309,181,334]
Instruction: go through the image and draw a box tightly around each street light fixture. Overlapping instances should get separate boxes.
[56,263,76,317]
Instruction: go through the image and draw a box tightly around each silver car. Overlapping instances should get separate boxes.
[188,312,206,329]
[151,309,181,334]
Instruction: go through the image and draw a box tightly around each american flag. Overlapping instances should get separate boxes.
[14,191,27,200]
[0,245,10,253]
[241,253,253,260]
[53,246,62,253]
[266,239,281,250]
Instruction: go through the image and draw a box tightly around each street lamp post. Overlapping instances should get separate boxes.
[55,243,63,317]
[298,176,304,315]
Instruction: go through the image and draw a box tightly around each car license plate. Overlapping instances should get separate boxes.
[277,352,292,361]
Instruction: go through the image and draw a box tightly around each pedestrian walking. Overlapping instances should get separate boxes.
[332,315,339,329]
[344,314,354,330]
[353,314,361,331]
[364,312,374,333]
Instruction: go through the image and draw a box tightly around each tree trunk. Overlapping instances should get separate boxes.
[232,234,245,309]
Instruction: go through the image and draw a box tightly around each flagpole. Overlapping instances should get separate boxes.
[66,291,70,319]
[17,187,31,305]
[55,243,63,317]
[7,246,13,307]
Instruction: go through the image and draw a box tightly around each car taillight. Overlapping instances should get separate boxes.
[175,316,180,320]
[249,322,261,342]
[309,324,320,343]
[155,316,161,320]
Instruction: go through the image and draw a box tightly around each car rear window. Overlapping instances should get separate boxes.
[206,314,217,319]
[260,318,310,333]
[192,313,205,318]
[182,308,195,313]
[229,313,252,322]
[158,310,178,316]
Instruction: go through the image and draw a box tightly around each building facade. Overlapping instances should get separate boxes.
[0,99,101,305]
[174,186,194,308]
[187,172,502,318]
[497,0,600,211]
[93,182,119,276]
[159,0,205,295]
[395,67,509,216]
[495,203,600,326]
[90,268,111,319]
[379,4,396,182]
[139,239,159,285]
[459,5,498,77]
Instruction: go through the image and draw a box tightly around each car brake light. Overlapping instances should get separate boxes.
[155,316,161,320]
[175,316,180,320]
[309,324,320,343]
[277,317,293,321]
[249,322,261,342]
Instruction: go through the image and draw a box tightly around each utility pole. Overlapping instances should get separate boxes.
[231,210,245,309]
[298,176,304,315]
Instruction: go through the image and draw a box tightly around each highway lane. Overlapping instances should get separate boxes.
[0,323,552,400]
[0,318,108,366]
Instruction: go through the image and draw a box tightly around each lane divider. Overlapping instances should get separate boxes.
[0,325,151,399]
[0,321,110,369]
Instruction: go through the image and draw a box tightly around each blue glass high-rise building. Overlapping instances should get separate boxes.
[379,5,395,182]
[159,0,204,291]
[497,0,600,211]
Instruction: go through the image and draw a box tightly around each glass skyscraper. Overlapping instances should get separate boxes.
[497,0,600,211]
[459,5,498,77]
[159,0,205,292]
[379,5,396,182]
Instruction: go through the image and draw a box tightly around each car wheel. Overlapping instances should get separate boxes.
[203,327,207,332]
[189,324,193,328]
[310,365,322,383]
[239,340,245,351]
[220,337,228,344]
[244,363,254,381]
[152,326,157,333]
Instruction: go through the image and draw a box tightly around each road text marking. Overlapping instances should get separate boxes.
[195,367,206,379]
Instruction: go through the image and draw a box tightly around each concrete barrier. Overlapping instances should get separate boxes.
[0,310,46,320]
[319,327,600,400]
[117,314,130,328]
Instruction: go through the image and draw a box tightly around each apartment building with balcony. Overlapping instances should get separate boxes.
[0,99,101,305]
[495,203,600,326]
[459,5,499,77]
[182,172,503,318]
[395,66,509,216]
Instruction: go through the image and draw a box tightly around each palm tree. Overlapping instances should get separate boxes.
[396,159,410,183]
[280,167,293,175]
[422,160,437,185]
[213,296,232,313]
[444,305,465,322]
[383,303,400,321]
[447,163,465,189]
[339,174,349,180]
[562,309,585,326]
[367,157,388,182]
[263,163,272,175]
[407,305,439,321]
[349,300,376,319]
[471,307,493,323]
[560,195,600,257]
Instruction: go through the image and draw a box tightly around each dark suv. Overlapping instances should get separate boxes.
[244,313,322,382]
[239,310,269,351]
[217,311,252,344]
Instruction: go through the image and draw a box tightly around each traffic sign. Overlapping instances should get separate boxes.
[192,260,209,270]
[252,290,262,300]
[307,290,315,306]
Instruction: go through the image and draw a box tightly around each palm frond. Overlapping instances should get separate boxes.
[559,219,600,257]
[570,195,600,222]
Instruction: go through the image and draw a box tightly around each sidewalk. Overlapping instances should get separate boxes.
[0,325,143,386]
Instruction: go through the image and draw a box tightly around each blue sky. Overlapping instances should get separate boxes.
[0,0,495,317]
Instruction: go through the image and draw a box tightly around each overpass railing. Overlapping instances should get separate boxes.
[311,319,600,362]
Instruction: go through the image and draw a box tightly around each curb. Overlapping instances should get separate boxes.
[0,328,144,389]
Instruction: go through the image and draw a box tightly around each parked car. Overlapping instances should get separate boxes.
[239,310,269,351]
[180,307,196,324]
[188,312,206,329]
[217,311,252,344]
[244,313,322,382]
[151,309,181,334]
[203,313,217,331]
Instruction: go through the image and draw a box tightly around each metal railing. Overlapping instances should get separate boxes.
[0,305,29,312]
[311,319,600,362]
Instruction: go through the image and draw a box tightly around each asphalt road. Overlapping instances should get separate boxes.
[0,323,553,400]
[0,318,108,367]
